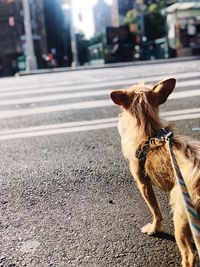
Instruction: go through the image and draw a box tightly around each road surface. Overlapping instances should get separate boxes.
[0,60,200,267]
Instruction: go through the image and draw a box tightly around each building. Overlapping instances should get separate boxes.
[42,0,72,67]
[61,4,72,67]
[0,0,22,76]
[111,0,178,27]
[0,0,47,76]
[93,0,112,34]
[118,0,133,17]
[165,2,200,57]
[27,0,47,69]
[112,0,133,26]
[0,0,72,76]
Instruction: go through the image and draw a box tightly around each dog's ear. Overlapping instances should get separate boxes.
[110,90,132,109]
[147,78,176,106]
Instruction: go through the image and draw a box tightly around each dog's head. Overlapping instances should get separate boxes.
[110,78,176,135]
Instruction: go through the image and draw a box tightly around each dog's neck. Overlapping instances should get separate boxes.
[121,110,170,147]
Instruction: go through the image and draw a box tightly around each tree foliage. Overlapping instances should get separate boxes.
[124,3,166,41]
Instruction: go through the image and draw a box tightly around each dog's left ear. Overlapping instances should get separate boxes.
[147,78,176,106]
[110,90,132,109]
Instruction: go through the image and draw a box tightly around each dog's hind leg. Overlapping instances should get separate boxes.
[130,162,163,235]
[171,186,196,267]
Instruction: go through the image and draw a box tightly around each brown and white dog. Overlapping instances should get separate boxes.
[110,78,200,267]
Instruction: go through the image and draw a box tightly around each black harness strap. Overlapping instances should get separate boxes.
[135,128,173,170]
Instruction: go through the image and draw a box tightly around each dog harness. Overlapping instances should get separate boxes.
[135,128,173,169]
[135,128,200,260]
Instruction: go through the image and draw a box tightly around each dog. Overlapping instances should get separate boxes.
[110,78,200,267]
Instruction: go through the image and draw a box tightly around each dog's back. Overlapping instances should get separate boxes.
[110,78,200,266]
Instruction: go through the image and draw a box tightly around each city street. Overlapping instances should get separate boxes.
[0,59,200,267]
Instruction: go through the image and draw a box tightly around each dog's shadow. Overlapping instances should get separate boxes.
[152,231,176,242]
[152,232,197,251]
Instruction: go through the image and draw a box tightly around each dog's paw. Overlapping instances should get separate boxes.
[141,223,158,235]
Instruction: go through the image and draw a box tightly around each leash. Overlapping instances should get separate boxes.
[165,134,200,259]
[136,128,200,259]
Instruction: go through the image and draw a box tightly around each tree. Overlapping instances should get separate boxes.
[124,9,139,25]
[144,4,165,41]
[124,3,166,41]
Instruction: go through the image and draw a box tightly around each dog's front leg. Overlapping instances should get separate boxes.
[130,161,163,235]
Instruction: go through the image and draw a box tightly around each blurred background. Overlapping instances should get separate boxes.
[0,0,200,77]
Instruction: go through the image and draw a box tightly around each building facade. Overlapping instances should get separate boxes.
[0,0,48,76]
[42,0,72,67]
[0,0,23,76]
[0,0,72,76]
[93,0,112,34]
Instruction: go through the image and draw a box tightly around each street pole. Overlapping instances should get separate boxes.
[140,1,145,42]
[69,0,78,67]
[22,0,38,71]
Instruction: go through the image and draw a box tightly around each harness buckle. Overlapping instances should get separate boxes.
[135,128,174,161]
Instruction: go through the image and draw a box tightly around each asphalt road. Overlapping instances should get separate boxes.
[0,60,200,267]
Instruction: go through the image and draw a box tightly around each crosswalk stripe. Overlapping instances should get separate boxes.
[0,74,199,98]
[0,122,118,140]
[0,117,118,135]
[0,100,112,118]
[0,90,199,119]
[166,113,200,121]
[0,87,199,106]
[161,107,200,116]
[0,71,199,93]
[169,89,200,99]
[0,111,199,141]
[0,107,199,136]
[0,69,198,140]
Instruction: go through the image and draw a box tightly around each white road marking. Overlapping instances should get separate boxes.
[0,110,199,140]
[0,90,111,105]
[168,89,200,100]
[0,90,199,119]
[0,122,118,140]
[0,74,199,98]
[0,87,199,106]
[0,71,199,93]
[161,107,200,116]
[166,113,200,121]
[0,117,118,135]
[0,70,199,140]
[0,99,112,118]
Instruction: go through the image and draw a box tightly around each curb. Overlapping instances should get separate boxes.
[18,56,200,76]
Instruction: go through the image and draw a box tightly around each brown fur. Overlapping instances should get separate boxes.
[110,78,200,267]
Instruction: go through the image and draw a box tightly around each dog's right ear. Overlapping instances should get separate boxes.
[147,78,176,106]
[110,90,132,109]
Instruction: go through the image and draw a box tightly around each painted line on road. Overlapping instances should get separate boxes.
[0,87,199,107]
[0,122,118,140]
[0,111,199,140]
[0,117,118,135]
[0,99,112,118]
[0,74,199,99]
[0,89,199,119]
[161,107,200,116]
[0,71,199,93]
